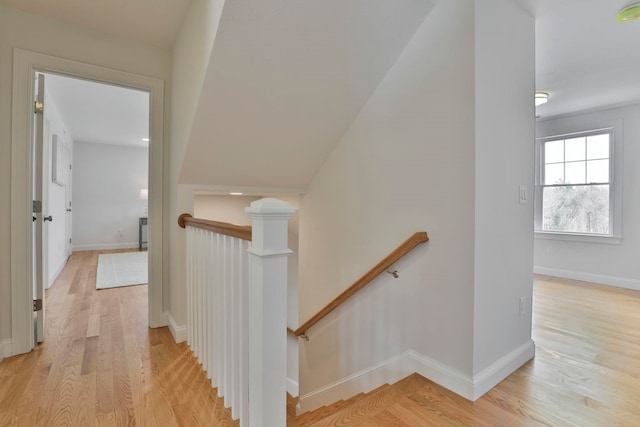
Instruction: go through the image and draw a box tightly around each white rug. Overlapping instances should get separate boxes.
[96,252,148,290]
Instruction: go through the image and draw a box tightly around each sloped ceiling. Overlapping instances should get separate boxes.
[179,0,437,190]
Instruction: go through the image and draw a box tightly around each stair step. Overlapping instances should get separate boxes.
[289,374,427,426]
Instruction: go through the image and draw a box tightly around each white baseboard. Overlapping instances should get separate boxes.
[287,377,299,398]
[73,242,139,251]
[468,339,535,400]
[534,266,640,291]
[297,351,415,414]
[168,313,187,343]
[1,339,12,360]
[408,351,474,399]
[297,341,535,414]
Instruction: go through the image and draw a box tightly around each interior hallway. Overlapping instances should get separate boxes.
[1,251,640,425]
[0,250,236,426]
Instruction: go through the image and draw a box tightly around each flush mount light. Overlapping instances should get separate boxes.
[142,137,150,142]
[535,91,549,107]
[230,192,244,195]
[618,1,640,21]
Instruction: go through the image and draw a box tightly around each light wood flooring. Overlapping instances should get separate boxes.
[2,252,640,426]
[0,250,237,426]
[288,275,640,426]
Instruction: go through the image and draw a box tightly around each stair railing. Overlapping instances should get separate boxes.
[288,231,429,340]
[178,198,295,427]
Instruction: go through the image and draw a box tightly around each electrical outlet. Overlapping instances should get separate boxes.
[519,296,526,316]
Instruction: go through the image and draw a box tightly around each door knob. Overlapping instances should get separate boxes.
[44,216,53,222]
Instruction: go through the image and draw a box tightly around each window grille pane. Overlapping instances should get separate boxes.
[565,161,586,184]
[545,140,564,164]
[587,134,609,160]
[544,163,564,185]
[542,185,609,234]
[565,137,586,162]
[587,159,609,183]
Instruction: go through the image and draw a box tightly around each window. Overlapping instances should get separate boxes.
[535,128,618,238]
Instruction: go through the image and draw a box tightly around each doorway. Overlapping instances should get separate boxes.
[33,72,151,343]
[10,49,165,356]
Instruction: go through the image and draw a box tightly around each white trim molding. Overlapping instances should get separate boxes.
[287,378,299,398]
[10,48,166,356]
[297,351,415,415]
[73,242,140,252]
[297,341,535,415]
[534,266,640,291]
[468,340,535,400]
[168,313,187,343]
[2,339,12,360]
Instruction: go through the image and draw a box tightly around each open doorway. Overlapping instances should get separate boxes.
[37,72,151,340]
[11,49,165,356]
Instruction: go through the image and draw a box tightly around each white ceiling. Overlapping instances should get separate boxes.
[180,0,438,189]
[44,73,149,148]
[16,0,640,161]
[531,0,640,119]
[2,0,192,49]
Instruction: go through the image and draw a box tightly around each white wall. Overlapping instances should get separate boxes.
[0,3,170,345]
[194,194,260,224]
[534,104,640,290]
[169,0,225,336]
[298,0,476,405]
[43,88,73,287]
[472,0,535,378]
[297,0,534,411]
[72,142,148,250]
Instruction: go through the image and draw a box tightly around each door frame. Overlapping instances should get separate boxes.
[10,48,166,356]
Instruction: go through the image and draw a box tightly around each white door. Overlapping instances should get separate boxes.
[33,73,46,343]
[65,150,73,257]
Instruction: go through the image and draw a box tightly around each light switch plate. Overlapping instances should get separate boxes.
[519,185,528,204]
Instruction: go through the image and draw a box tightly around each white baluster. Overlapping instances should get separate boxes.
[239,238,249,426]
[216,233,224,395]
[206,233,216,384]
[230,237,239,419]
[186,227,193,347]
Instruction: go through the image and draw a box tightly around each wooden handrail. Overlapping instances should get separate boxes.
[288,231,429,338]
[178,213,252,241]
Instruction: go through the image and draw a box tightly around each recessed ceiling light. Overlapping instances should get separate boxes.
[617,1,640,22]
[142,137,150,142]
[230,192,243,195]
[535,91,549,107]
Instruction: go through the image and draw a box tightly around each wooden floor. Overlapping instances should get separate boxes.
[288,275,640,426]
[0,250,237,426]
[2,254,640,426]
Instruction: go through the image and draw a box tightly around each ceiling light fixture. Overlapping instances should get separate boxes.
[230,192,243,195]
[142,137,150,142]
[617,1,640,22]
[535,91,549,107]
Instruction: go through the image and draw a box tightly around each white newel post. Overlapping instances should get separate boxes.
[246,198,295,427]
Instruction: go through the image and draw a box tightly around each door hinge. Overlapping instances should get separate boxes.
[34,101,44,114]
[33,200,42,213]
[33,299,43,312]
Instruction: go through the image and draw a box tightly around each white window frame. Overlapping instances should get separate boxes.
[534,122,623,245]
